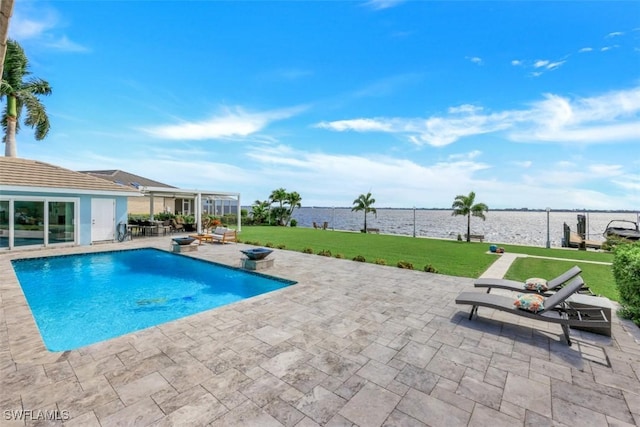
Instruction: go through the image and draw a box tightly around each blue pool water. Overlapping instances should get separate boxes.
[12,248,296,351]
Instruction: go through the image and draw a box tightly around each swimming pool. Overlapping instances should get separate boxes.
[12,248,296,351]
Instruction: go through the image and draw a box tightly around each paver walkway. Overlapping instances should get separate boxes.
[477,253,521,279]
[1,238,638,426]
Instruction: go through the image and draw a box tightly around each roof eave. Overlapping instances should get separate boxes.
[140,186,240,198]
[0,185,143,197]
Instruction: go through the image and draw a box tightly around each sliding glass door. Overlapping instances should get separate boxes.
[14,201,45,247]
[0,201,8,249]
[48,201,75,243]
[0,198,77,249]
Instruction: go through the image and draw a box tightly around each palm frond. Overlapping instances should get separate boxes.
[21,92,50,140]
[22,78,52,96]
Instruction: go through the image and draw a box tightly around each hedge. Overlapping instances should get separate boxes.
[612,242,640,326]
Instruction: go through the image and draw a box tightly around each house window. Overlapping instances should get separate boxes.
[48,201,75,243]
[0,197,77,250]
[14,201,45,247]
[182,199,192,215]
[0,201,8,248]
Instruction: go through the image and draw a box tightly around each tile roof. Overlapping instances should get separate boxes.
[0,157,140,194]
[79,169,176,189]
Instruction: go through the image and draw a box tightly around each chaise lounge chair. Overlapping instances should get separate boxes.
[474,265,582,295]
[456,276,609,346]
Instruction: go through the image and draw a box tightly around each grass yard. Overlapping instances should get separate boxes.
[237,226,617,300]
[239,226,495,277]
[504,257,616,301]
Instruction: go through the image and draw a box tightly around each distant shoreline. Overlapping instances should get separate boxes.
[298,207,639,214]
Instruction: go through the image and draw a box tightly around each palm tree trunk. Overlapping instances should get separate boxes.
[364,212,367,233]
[466,214,471,242]
[4,116,17,157]
[0,0,15,79]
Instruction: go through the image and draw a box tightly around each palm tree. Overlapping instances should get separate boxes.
[284,191,302,225]
[0,0,16,79]
[269,187,287,225]
[250,200,270,224]
[451,191,489,242]
[352,192,377,233]
[1,39,52,157]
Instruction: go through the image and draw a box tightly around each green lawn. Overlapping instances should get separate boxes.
[504,257,616,301]
[237,226,617,300]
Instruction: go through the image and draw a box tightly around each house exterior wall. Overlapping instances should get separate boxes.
[0,190,129,248]
[128,196,175,215]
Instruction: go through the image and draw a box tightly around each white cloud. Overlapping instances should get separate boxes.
[467,56,483,65]
[244,144,492,206]
[510,87,640,143]
[363,0,406,10]
[579,47,593,53]
[606,31,624,38]
[511,60,523,66]
[42,35,89,53]
[587,164,624,177]
[512,160,532,168]
[10,5,88,52]
[532,59,565,71]
[612,174,640,191]
[141,106,306,140]
[545,61,565,70]
[10,10,57,39]
[317,86,640,147]
[316,118,393,132]
[448,104,483,114]
[448,150,482,161]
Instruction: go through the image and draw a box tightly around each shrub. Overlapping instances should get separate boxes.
[352,255,366,262]
[397,261,414,269]
[318,249,332,257]
[265,242,274,248]
[457,233,463,241]
[612,242,640,325]
[251,241,262,246]
[303,247,314,254]
[290,219,298,227]
[335,253,345,259]
[602,235,632,252]
[424,264,439,273]
[277,244,286,249]
[374,258,387,265]
[154,212,174,221]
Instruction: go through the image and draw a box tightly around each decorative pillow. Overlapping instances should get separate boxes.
[213,227,225,235]
[514,293,545,313]
[524,277,548,292]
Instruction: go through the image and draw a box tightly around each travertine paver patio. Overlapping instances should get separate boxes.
[1,237,639,426]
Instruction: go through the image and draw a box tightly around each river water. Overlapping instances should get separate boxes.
[291,208,640,248]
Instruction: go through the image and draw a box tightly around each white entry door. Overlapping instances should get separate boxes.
[91,198,115,242]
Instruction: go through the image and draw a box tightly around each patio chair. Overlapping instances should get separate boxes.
[170,218,184,233]
[456,276,609,346]
[474,265,583,295]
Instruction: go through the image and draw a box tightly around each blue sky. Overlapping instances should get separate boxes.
[8,1,640,210]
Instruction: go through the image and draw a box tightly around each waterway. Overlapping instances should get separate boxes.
[291,208,639,247]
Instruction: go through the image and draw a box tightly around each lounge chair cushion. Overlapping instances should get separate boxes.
[524,278,548,292]
[514,293,545,312]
